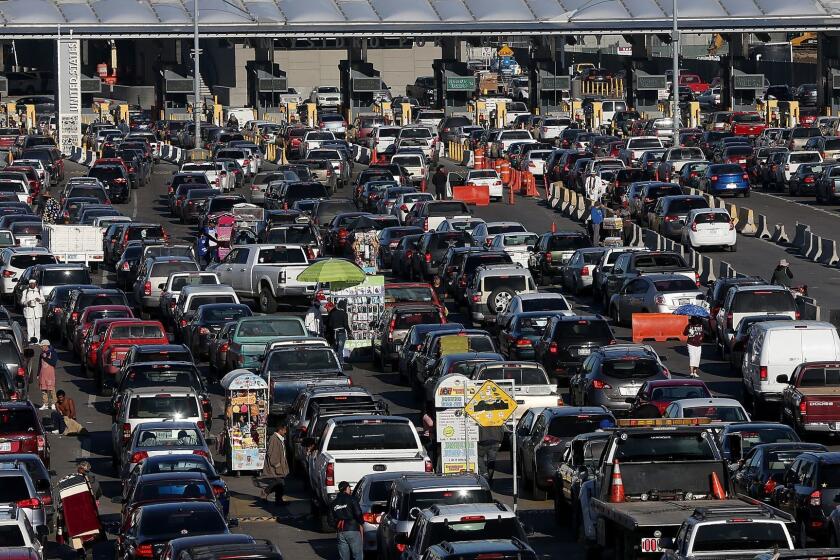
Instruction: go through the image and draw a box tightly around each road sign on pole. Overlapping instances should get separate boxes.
[464,380,517,427]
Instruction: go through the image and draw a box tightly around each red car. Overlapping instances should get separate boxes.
[95,319,168,396]
[0,401,50,468]
[72,305,134,357]
[384,282,445,315]
[626,379,712,416]
[0,128,20,151]
[83,318,129,379]
[729,112,766,138]
[679,74,709,94]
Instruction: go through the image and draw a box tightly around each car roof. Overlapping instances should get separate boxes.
[131,344,190,353]
[424,502,513,520]
[674,398,744,407]
[546,406,610,417]
[127,389,197,399]
[753,320,834,332]
[645,379,707,387]
[478,267,531,278]
[395,473,488,491]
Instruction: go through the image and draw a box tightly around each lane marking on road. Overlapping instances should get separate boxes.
[132,190,138,218]
[753,191,840,220]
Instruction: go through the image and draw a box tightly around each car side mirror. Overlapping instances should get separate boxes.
[776,374,789,384]
[526,245,534,252]
[726,433,743,463]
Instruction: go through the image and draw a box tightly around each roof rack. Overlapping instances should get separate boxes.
[691,503,777,520]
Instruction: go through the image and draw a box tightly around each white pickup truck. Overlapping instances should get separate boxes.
[390,153,427,184]
[309,415,431,531]
[207,244,315,313]
[470,362,561,422]
[42,224,104,269]
[619,136,665,165]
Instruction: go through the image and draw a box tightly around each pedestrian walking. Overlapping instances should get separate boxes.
[684,316,704,378]
[51,390,85,435]
[477,425,504,483]
[304,299,323,337]
[22,279,44,342]
[326,299,350,362]
[260,426,290,506]
[771,259,793,288]
[589,201,604,246]
[432,165,448,200]
[330,481,364,560]
[38,339,57,410]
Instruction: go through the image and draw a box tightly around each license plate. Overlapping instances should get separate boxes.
[619,386,639,396]
[640,538,660,553]
[727,183,737,189]
[112,359,122,366]
[534,318,548,327]
[0,442,11,452]
[678,298,690,305]
[832,422,840,431]
[577,348,591,356]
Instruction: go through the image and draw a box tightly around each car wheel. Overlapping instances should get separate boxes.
[488,287,514,315]
[728,242,737,252]
[258,288,278,314]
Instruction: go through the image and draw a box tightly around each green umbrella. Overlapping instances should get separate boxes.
[298,258,366,285]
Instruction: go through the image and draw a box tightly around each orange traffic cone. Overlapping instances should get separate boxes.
[371,147,378,164]
[609,460,625,503]
[710,471,726,500]
[551,221,557,233]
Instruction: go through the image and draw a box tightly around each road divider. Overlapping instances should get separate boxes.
[631,313,689,343]
[793,222,811,251]
[770,223,790,244]
[819,238,839,266]
[452,184,490,206]
[755,214,772,239]
[719,260,736,279]
[735,207,757,235]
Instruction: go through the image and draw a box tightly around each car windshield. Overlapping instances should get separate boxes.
[254,247,307,264]
[286,184,329,199]
[110,325,165,339]
[522,298,570,312]
[326,420,417,451]
[427,202,469,216]
[502,234,538,247]
[649,385,710,401]
[151,262,199,278]
[400,129,431,139]
[694,212,730,224]
[548,415,614,438]
[470,171,498,179]
[266,348,338,372]
[9,254,55,268]
[552,320,612,341]
[139,507,226,539]
[235,319,304,338]
[602,359,661,379]
[384,286,435,305]
[129,397,199,420]
[733,113,763,123]
[629,139,662,149]
[692,522,789,552]
[515,316,551,335]
[766,450,807,472]
[731,290,795,313]
[732,428,797,452]
[406,489,493,514]
[798,367,840,387]
[0,407,37,433]
[683,406,748,422]
[86,309,131,323]
[725,146,752,157]
[127,226,164,241]
[122,367,200,391]
[200,306,250,322]
[654,278,698,292]
[143,457,213,476]
[483,276,528,291]
[188,296,236,310]
[634,254,686,269]
[790,152,821,164]
[426,517,522,545]
[171,275,219,291]
[548,235,589,251]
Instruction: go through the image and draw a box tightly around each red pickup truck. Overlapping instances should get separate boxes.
[729,112,766,137]
[779,362,840,434]
[95,319,168,396]
[679,74,710,93]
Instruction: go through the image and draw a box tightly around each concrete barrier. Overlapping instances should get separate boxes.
[560,187,572,215]
[643,228,661,251]
[797,296,820,320]
[755,214,772,239]
[793,222,811,251]
[805,232,822,262]
[575,196,588,221]
[700,255,717,284]
[632,313,689,343]
[818,237,840,266]
[719,260,735,278]
[770,224,790,244]
[702,194,716,208]
[725,203,739,228]
[736,207,758,236]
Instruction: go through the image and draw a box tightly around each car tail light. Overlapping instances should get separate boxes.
[785,164,791,171]
[710,175,719,182]
[544,252,552,263]
[742,174,749,180]
[695,272,700,287]
[759,366,767,381]
[122,423,132,443]
[16,498,41,509]
[338,228,348,239]
[810,490,821,506]
[542,435,562,446]
[800,400,808,415]
[15,366,24,379]
[199,327,209,336]
[400,204,409,212]
[470,294,481,303]
[763,477,778,496]
[515,338,532,347]
[424,458,433,472]
[423,218,429,230]
[424,251,432,263]
[136,545,154,558]
[592,379,612,390]
[549,342,558,354]
[729,220,735,231]
[395,544,406,553]
[212,484,226,497]
[1,270,13,278]
[143,282,151,296]
[36,435,45,452]
[220,342,229,353]
[363,512,380,524]
[193,449,210,458]
[326,462,335,487]
[805,176,815,183]
[130,450,149,463]
[690,222,698,232]
[581,266,590,276]
[121,261,130,271]
[664,215,678,222]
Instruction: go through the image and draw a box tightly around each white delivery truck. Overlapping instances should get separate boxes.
[43,224,104,269]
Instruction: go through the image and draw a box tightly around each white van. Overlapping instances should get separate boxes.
[601,100,627,125]
[742,321,840,412]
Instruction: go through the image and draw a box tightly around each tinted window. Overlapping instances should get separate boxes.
[552,320,613,341]
[615,432,716,461]
[521,298,570,312]
[235,319,305,337]
[477,366,547,385]
[0,407,37,433]
[0,525,25,546]
[483,276,527,291]
[548,415,614,437]
[138,507,226,539]
[122,368,201,391]
[200,306,251,322]
[171,275,219,291]
[406,489,492,514]
[110,325,165,339]
[649,385,710,401]
[731,291,795,313]
[129,397,198,419]
[548,235,590,250]
[394,311,441,329]
[9,254,55,268]
[653,278,698,292]
[790,152,821,164]
[731,427,797,453]
[601,359,661,379]
[427,202,469,216]
[188,296,237,310]
[683,406,748,422]
[692,523,788,552]
[327,421,417,451]
[286,183,329,199]
[426,518,523,545]
[134,480,211,501]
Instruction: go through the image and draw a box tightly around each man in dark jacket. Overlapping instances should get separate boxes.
[326,299,351,361]
[432,165,448,200]
[771,259,793,288]
[331,481,364,560]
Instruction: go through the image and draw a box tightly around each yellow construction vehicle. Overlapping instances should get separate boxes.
[790,32,817,47]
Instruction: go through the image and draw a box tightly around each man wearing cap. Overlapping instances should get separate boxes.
[331,481,364,560]
[771,259,793,288]
[21,279,44,342]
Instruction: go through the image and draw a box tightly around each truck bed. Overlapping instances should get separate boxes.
[592,498,750,529]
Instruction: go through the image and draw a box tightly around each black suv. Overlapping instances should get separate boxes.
[411,231,473,280]
[772,451,840,546]
[534,315,616,384]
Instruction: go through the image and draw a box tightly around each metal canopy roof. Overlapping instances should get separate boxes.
[3,0,840,38]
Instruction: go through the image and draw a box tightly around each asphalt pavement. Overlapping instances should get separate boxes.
[41,158,840,560]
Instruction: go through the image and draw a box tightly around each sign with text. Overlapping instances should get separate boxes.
[540,76,571,91]
[352,77,383,92]
[635,75,667,91]
[733,74,764,90]
[446,77,477,92]
[433,374,472,409]
[436,409,479,442]
[57,38,82,153]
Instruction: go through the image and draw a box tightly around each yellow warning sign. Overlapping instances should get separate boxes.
[497,44,514,57]
[464,380,517,427]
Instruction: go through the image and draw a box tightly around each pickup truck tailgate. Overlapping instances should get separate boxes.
[801,388,840,425]
[329,451,428,487]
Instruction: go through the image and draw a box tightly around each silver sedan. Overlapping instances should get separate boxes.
[609,273,704,327]
[560,247,607,296]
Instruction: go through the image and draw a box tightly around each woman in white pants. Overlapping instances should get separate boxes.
[21,279,44,342]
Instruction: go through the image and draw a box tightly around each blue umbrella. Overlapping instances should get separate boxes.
[673,304,710,318]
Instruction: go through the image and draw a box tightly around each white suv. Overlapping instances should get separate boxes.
[0,505,43,558]
[466,265,537,326]
[0,247,57,297]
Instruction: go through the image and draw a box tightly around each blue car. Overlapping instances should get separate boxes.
[702,163,750,197]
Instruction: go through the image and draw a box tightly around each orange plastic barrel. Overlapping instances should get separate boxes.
[500,160,511,185]
[494,159,503,177]
[474,148,485,170]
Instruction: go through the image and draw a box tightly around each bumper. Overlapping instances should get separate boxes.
[489,184,503,198]
[689,232,737,246]
[588,391,633,413]
[509,347,536,361]
[710,184,749,195]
